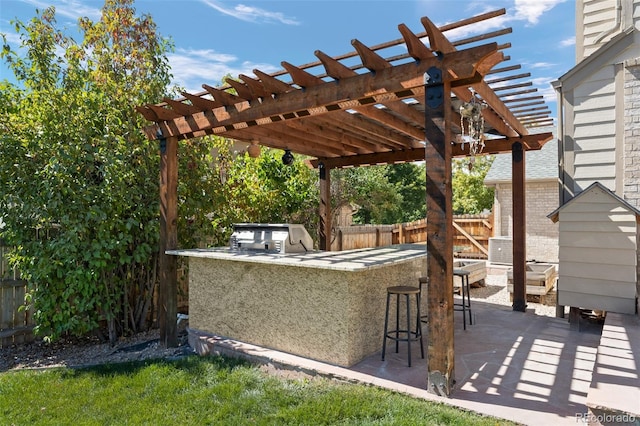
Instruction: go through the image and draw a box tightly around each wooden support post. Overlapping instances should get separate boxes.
[512,141,527,312]
[319,162,332,251]
[159,134,178,347]
[425,67,455,397]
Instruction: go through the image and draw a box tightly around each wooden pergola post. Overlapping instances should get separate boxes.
[425,67,455,396]
[512,141,527,311]
[319,162,332,251]
[159,134,178,347]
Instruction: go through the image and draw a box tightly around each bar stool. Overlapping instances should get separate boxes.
[453,268,473,330]
[381,285,424,367]
[418,276,429,324]
[419,273,473,329]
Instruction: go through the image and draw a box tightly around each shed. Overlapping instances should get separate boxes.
[548,182,639,314]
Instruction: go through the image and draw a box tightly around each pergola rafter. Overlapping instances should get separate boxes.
[138,8,554,397]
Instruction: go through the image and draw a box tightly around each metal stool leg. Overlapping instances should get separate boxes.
[465,275,473,325]
[416,291,424,359]
[419,278,428,324]
[395,293,400,353]
[461,277,467,330]
[406,293,411,367]
[381,291,391,361]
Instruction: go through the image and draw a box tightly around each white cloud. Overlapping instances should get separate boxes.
[201,0,300,25]
[514,0,567,25]
[168,47,280,93]
[536,84,557,103]
[529,76,557,102]
[529,62,555,69]
[560,37,575,47]
[20,0,101,21]
[530,76,555,87]
[439,5,511,40]
[1,32,23,46]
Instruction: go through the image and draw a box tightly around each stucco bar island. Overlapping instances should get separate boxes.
[169,245,427,367]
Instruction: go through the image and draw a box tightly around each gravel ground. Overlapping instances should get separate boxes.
[0,326,193,372]
[471,272,560,317]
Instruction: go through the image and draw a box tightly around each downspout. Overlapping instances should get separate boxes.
[551,79,566,318]
[594,0,622,43]
[552,79,566,206]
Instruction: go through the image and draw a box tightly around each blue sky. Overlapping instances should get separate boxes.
[1,0,574,117]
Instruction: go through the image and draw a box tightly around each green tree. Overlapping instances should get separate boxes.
[208,145,319,246]
[331,167,396,225]
[452,156,495,214]
[386,163,426,222]
[331,163,425,225]
[0,1,174,343]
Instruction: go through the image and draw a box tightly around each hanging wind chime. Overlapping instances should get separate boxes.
[458,90,487,170]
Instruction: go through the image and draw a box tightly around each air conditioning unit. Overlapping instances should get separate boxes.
[489,237,512,264]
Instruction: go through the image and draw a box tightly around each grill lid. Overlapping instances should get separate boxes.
[229,223,313,253]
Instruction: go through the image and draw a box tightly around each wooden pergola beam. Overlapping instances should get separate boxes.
[313,48,427,140]
[421,16,524,137]
[141,42,498,141]
[253,125,354,156]
[307,133,552,168]
[310,149,424,168]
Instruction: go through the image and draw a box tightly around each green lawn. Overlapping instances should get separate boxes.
[0,355,513,425]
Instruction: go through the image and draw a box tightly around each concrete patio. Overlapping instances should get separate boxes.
[190,286,637,425]
[352,298,602,425]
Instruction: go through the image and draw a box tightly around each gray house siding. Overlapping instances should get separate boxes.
[577,0,640,60]
[555,0,640,313]
[555,29,640,201]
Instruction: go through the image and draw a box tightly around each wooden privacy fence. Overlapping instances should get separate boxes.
[330,225,395,251]
[333,214,493,258]
[0,243,34,348]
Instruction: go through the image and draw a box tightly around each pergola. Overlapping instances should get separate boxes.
[137,8,553,396]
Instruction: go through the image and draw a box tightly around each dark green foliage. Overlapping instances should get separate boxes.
[0,1,320,343]
[332,163,426,225]
[0,1,172,342]
[452,156,495,214]
[189,142,320,248]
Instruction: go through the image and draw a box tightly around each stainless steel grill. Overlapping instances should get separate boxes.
[229,223,313,254]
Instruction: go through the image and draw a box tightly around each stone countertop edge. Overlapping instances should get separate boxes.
[166,244,427,272]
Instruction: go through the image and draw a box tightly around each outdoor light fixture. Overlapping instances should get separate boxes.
[282,149,294,165]
[458,89,487,168]
[247,140,261,158]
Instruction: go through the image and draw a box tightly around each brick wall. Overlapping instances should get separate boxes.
[623,57,640,310]
[493,181,559,263]
[623,58,640,208]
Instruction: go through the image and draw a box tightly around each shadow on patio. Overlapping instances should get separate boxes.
[350,298,603,425]
[192,295,605,425]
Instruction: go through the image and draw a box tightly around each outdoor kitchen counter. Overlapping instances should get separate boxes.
[168,244,427,367]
